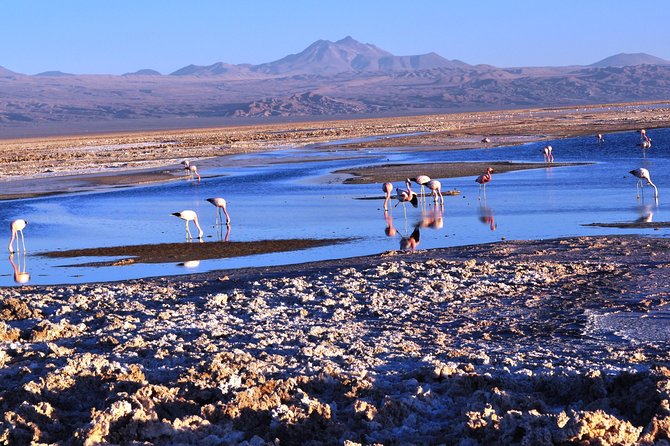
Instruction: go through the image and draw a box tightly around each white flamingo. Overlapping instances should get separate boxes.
[427,179,444,206]
[206,197,231,226]
[8,219,27,253]
[630,168,658,200]
[411,175,431,203]
[172,210,204,239]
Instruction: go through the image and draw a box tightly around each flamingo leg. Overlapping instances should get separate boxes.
[20,230,25,252]
[185,221,192,239]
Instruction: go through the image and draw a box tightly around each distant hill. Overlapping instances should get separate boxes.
[590,53,670,68]
[123,69,162,76]
[34,70,75,77]
[0,65,21,78]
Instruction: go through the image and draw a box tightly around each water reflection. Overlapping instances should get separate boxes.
[479,203,497,231]
[217,223,232,241]
[9,253,30,284]
[400,226,420,252]
[419,206,444,230]
[383,210,397,237]
[635,204,654,223]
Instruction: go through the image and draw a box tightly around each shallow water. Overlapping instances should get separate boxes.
[2,128,670,286]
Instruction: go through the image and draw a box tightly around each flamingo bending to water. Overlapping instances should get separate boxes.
[427,179,444,206]
[630,168,658,199]
[411,175,431,203]
[206,197,231,226]
[396,179,419,208]
[543,145,554,163]
[8,219,27,253]
[382,182,393,211]
[172,210,204,239]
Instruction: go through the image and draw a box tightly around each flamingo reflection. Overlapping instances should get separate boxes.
[479,203,497,231]
[383,210,397,237]
[217,222,232,241]
[635,203,654,223]
[419,206,444,230]
[400,225,420,252]
[9,253,30,284]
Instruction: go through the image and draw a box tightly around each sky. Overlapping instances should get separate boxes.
[2,0,670,75]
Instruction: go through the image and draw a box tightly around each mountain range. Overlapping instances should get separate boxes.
[1,36,670,136]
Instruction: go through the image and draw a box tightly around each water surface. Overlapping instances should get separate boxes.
[2,128,669,286]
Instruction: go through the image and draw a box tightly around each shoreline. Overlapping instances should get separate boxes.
[2,101,670,199]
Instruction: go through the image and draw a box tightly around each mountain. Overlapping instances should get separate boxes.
[172,36,470,77]
[590,53,670,68]
[2,38,670,136]
[123,69,162,76]
[34,70,75,77]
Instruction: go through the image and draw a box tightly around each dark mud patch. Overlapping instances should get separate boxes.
[584,221,670,229]
[338,161,590,184]
[40,237,351,266]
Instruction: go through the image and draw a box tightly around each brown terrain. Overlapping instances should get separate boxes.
[2,105,670,444]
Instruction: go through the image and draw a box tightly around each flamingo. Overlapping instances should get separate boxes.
[396,179,419,207]
[427,179,444,206]
[411,175,431,203]
[382,182,393,211]
[597,134,604,143]
[481,137,491,143]
[475,167,494,196]
[543,145,554,163]
[395,178,419,221]
[8,219,27,253]
[187,165,201,182]
[630,168,658,199]
[206,197,231,226]
[172,210,204,239]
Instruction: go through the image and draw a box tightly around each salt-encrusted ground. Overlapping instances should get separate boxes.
[2,235,670,445]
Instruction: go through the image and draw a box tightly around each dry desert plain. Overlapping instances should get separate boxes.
[3,103,670,444]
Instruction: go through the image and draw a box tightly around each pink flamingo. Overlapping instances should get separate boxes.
[427,179,444,206]
[8,219,27,253]
[206,197,231,226]
[396,178,419,207]
[172,210,204,239]
[475,167,494,196]
[395,178,419,221]
[382,182,393,211]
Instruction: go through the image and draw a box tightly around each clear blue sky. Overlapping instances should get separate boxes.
[3,0,669,75]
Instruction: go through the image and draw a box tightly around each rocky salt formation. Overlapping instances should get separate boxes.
[1,235,670,445]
